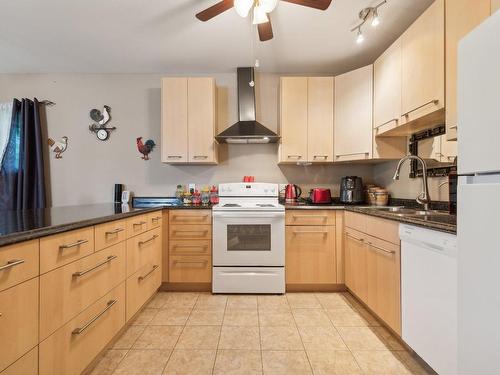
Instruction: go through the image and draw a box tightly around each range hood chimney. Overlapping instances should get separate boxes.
[215,67,280,144]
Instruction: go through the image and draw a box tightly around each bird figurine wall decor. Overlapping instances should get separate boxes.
[89,105,116,141]
[48,136,68,159]
[136,137,156,160]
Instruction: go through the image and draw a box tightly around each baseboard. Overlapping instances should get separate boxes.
[160,282,212,292]
[286,283,347,292]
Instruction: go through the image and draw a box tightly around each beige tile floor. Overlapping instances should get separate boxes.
[89,292,434,375]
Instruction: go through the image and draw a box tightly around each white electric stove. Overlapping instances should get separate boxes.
[212,183,285,294]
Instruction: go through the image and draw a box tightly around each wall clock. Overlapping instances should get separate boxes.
[89,105,116,141]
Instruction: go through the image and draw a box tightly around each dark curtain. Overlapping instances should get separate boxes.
[0,98,46,210]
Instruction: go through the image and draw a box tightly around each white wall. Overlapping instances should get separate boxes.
[0,73,374,207]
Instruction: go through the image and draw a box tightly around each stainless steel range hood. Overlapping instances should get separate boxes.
[215,67,280,144]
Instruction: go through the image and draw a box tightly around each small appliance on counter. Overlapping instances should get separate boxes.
[309,188,332,204]
[284,184,302,202]
[340,176,364,204]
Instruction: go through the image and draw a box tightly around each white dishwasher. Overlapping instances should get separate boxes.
[400,224,457,375]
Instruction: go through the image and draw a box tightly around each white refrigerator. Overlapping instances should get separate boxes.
[457,11,500,375]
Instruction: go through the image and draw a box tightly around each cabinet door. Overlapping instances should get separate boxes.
[366,236,401,335]
[401,0,444,126]
[285,225,336,284]
[344,229,367,301]
[334,65,373,162]
[374,38,402,134]
[440,136,457,163]
[445,0,490,141]
[493,0,500,13]
[188,77,217,163]
[161,77,188,163]
[280,77,308,163]
[307,77,334,162]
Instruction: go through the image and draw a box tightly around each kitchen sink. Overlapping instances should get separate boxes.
[364,206,449,217]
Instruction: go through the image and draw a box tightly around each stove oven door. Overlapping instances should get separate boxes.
[212,211,285,267]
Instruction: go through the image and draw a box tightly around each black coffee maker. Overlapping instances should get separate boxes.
[340,176,364,204]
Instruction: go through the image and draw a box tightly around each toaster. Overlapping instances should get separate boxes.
[309,188,332,204]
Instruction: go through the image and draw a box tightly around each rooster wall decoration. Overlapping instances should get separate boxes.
[89,105,116,141]
[48,136,68,159]
[136,137,156,160]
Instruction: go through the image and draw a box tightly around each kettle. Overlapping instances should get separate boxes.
[285,184,302,202]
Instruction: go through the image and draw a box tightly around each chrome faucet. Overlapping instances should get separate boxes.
[393,155,431,211]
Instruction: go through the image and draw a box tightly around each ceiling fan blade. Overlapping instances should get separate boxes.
[196,0,234,21]
[258,18,274,41]
[281,0,332,11]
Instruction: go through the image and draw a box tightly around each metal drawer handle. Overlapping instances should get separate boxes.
[173,260,208,265]
[73,255,117,277]
[374,118,398,129]
[313,155,328,159]
[105,228,124,236]
[72,300,117,335]
[193,155,208,159]
[59,239,88,250]
[138,264,159,281]
[402,99,439,117]
[167,155,183,159]
[292,230,328,234]
[336,152,369,158]
[0,259,25,271]
[151,216,162,222]
[133,221,147,227]
[293,215,327,219]
[174,230,208,233]
[287,155,302,159]
[367,242,396,254]
[138,235,158,246]
[173,244,207,248]
[449,125,457,130]
[173,215,209,218]
[346,233,365,243]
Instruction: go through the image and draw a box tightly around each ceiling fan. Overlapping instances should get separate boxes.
[196,0,332,41]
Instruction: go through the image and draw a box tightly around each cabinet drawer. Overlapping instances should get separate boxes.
[40,227,95,274]
[0,278,38,372]
[126,214,149,237]
[365,215,400,245]
[126,263,161,321]
[94,220,127,251]
[169,224,211,240]
[0,347,38,375]
[39,283,126,375]
[39,242,126,340]
[147,211,163,229]
[169,255,211,283]
[126,228,161,277]
[0,240,39,292]
[285,225,336,284]
[285,210,336,226]
[344,211,367,233]
[169,210,211,225]
[169,240,211,256]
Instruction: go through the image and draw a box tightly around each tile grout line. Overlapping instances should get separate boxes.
[256,295,265,375]
[292,294,318,374]
[211,295,227,375]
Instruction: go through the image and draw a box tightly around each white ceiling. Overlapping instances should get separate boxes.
[0,0,433,74]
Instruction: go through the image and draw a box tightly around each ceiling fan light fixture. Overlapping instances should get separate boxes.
[260,0,279,13]
[252,5,269,25]
[234,0,253,18]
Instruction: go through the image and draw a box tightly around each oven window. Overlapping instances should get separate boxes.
[227,225,271,251]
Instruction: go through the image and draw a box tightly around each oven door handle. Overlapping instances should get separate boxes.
[213,212,284,219]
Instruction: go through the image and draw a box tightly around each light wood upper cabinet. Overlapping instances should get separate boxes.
[445,0,490,141]
[188,77,217,163]
[162,77,188,163]
[307,77,334,162]
[400,0,445,132]
[161,77,217,164]
[374,38,402,134]
[280,77,308,163]
[334,65,373,162]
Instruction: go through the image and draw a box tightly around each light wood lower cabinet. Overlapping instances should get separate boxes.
[39,284,126,375]
[286,225,336,284]
[126,227,162,277]
[39,242,126,340]
[169,256,212,283]
[126,263,162,321]
[0,278,39,372]
[0,347,38,375]
[285,210,336,226]
[344,213,401,334]
[0,239,39,292]
[94,220,126,252]
[169,209,212,225]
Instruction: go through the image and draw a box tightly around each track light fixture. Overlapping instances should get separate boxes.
[351,0,387,44]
